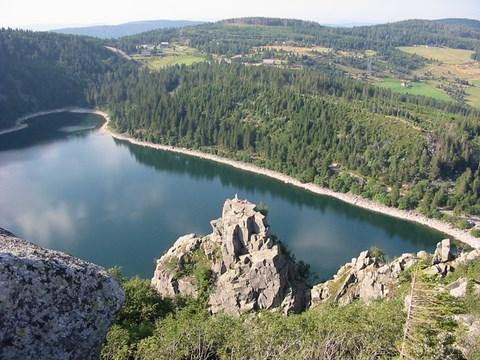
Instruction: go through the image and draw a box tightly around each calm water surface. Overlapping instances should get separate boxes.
[0,112,445,279]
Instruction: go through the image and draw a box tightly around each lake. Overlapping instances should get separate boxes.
[0,112,445,280]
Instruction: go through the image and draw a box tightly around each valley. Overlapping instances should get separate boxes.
[1,15,480,358]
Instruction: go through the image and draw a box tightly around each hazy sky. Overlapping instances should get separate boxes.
[1,0,479,29]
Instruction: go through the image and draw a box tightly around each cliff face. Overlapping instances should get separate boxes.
[151,198,310,315]
[0,228,124,360]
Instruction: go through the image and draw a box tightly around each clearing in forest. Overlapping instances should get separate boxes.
[132,45,206,70]
[375,46,480,107]
[398,46,474,64]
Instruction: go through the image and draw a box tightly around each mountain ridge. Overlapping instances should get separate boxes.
[51,19,205,39]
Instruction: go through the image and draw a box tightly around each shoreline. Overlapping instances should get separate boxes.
[4,107,480,249]
[0,107,87,135]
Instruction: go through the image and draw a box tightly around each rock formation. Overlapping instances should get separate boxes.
[432,238,454,264]
[0,228,124,360]
[151,198,310,315]
[311,249,423,306]
[310,238,480,307]
[151,196,480,313]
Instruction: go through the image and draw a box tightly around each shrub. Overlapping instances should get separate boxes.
[471,228,480,238]
[369,246,387,263]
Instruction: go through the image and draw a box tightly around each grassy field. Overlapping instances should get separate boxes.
[396,46,480,107]
[135,54,205,70]
[398,46,474,64]
[374,78,453,102]
[465,80,480,108]
[260,45,332,56]
[132,45,206,70]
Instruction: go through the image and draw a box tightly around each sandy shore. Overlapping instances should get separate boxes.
[4,107,480,249]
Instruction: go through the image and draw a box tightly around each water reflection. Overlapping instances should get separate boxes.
[117,138,444,247]
[0,113,445,279]
[0,112,104,152]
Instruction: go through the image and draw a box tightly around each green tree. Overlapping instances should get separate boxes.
[101,269,173,359]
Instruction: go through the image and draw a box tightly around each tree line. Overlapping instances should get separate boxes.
[0,28,133,129]
[92,61,480,221]
[116,18,480,56]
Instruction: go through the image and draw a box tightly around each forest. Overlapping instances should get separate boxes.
[2,18,480,359]
[2,19,480,229]
[116,18,480,54]
[0,28,133,129]
[94,61,480,225]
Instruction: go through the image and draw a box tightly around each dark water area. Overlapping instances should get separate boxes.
[0,112,445,279]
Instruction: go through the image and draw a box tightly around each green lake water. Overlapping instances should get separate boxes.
[0,112,445,280]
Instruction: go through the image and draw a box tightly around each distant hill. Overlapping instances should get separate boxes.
[116,17,480,55]
[51,20,204,39]
[437,18,480,30]
[0,29,135,129]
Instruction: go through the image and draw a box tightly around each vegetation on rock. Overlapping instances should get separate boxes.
[101,208,480,359]
[104,258,480,359]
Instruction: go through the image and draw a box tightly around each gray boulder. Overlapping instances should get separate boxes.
[432,239,454,265]
[452,249,480,268]
[0,228,124,360]
[424,263,454,277]
[447,277,480,298]
[447,277,470,298]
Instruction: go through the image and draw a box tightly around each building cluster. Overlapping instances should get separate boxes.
[136,42,170,55]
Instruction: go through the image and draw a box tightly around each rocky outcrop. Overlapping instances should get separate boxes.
[309,237,477,307]
[432,238,454,264]
[310,238,480,307]
[151,198,310,315]
[424,240,480,277]
[152,197,480,313]
[452,248,480,268]
[311,250,423,306]
[0,228,124,360]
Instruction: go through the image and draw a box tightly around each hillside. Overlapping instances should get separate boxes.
[114,17,480,106]
[51,19,204,39]
[437,18,480,30]
[2,17,480,359]
[96,60,480,225]
[0,29,136,129]
[116,17,480,53]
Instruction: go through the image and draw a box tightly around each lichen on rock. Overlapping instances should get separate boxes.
[0,228,124,360]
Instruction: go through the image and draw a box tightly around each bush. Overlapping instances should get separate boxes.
[258,201,269,216]
[471,228,480,238]
[455,218,470,230]
[101,269,173,359]
[136,299,405,359]
[369,246,387,263]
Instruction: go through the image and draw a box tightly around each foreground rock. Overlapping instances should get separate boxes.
[151,197,310,315]
[0,228,124,360]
